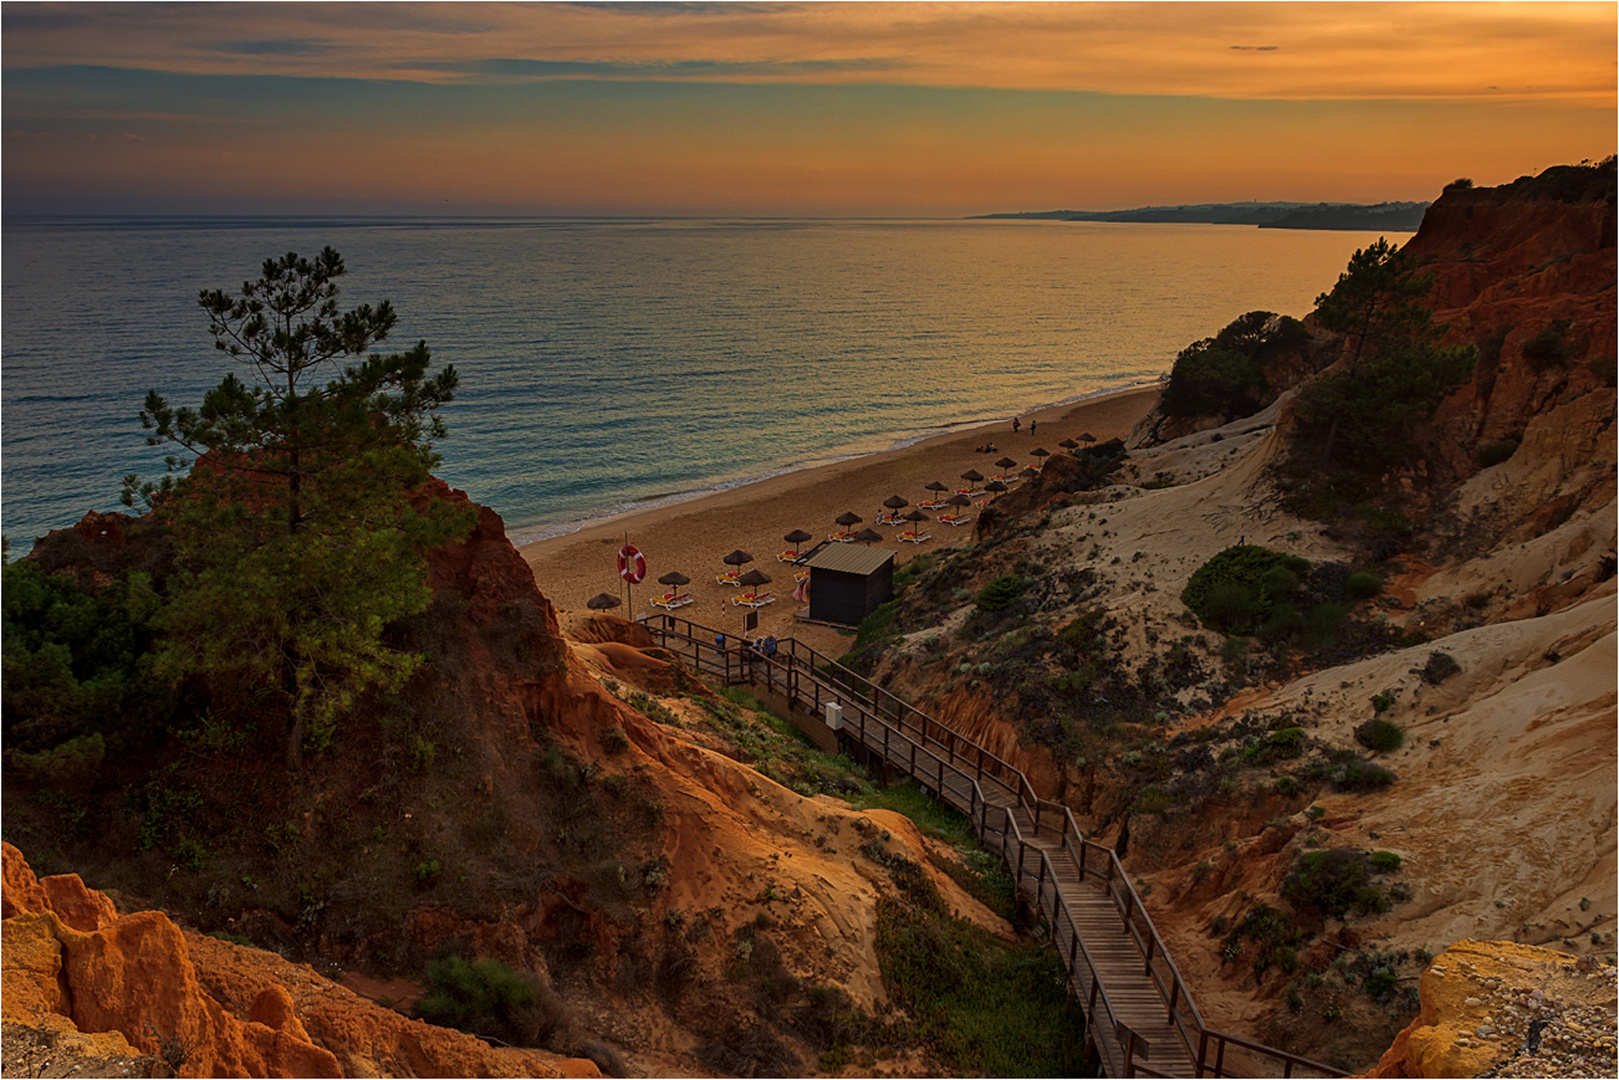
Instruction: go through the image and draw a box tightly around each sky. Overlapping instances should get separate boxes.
[3,1,1614,217]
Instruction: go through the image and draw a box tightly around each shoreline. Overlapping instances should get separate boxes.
[508,378,1164,548]
[519,382,1161,650]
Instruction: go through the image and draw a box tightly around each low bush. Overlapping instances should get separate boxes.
[415,954,567,1047]
[1329,757,1395,792]
[1243,727,1305,767]
[1369,850,1403,873]
[1182,546,1310,634]
[975,575,1027,613]
[1345,571,1383,599]
[1421,651,1462,684]
[1354,718,1405,753]
[1282,849,1389,919]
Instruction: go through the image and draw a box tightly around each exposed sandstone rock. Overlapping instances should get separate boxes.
[1368,939,1617,1078]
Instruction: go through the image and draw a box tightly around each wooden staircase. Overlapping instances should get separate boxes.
[643,614,1343,1078]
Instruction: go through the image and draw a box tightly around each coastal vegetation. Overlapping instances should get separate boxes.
[1160,309,1309,422]
[123,248,473,768]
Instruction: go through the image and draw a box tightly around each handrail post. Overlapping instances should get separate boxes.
[1196,1031,1209,1078]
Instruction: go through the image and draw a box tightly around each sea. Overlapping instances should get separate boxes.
[1,217,1398,556]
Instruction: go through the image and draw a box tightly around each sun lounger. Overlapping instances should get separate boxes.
[828,531,855,543]
[794,569,810,582]
[898,531,932,544]
[777,550,802,563]
[651,592,693,610]
[955,487,982,497]
[991,473,1019,484]
[732,591,777,608]
[874,511,903,526]
[917,499,947,511]
[938,513,974,527]
[716,571,742,586]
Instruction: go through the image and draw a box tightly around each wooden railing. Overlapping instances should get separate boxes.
[642,614,1343,1079]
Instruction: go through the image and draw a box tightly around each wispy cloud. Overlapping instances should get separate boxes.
[1,2,1612,104]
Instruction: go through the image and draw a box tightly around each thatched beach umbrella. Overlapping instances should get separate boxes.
[835,511,864,527]
[945,493,973,508]
[901,508,930,540]
[586,592,621,611]
[722,549,754,581]
[883,495,909,510]
[852,528,884,545]
[1058,438,1079,450]
[1079,432,1096,443]
[984,480,1008,494]
[783,529,813,556]
[737,568,773,589]
[924,481,949,499]
[1031,447,1051,462]
[1019,467,1039,480]
[960,469,985,485]
[995,456,1019,471]
[658,570,691,588]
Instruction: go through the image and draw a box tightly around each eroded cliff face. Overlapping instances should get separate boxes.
[2,841,602,1078]
[12,480,1012,1076]
[860,165,1617,1071]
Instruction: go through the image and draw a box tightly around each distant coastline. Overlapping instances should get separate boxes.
[972,200,1428,231]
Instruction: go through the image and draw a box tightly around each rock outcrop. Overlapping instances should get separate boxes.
[1369,939,1617,1078]
[1,842,601,1078]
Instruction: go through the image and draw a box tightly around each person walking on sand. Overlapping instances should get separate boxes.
[1030,418,1037,433]
[1012,416,1021,434]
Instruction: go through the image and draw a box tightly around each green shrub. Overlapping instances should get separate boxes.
[1222,902,1305,973]
[1305,602,1349,644]
[1421,651,1462,684]
[1329,758,1395,792]
[1182,546,1310,634]
[1243,727,1305,767]
[599,726,630,754]
[853,600,901,650]
[975,575,1027,613]
[1282,849,1389,918]
[1355,718,1405,753]
[1345,571,1383,599]
[1369,850,1403,873]
[1371,693,1393,713]
[415,954,565,1047]
[1523,319,1574,371]
[1257,604,1306,643]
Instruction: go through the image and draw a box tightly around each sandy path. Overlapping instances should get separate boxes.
[520,384,1159,652]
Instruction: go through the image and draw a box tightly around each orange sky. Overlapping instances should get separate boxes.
[4,2,1614,215]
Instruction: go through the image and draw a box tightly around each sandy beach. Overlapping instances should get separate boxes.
[520,384,1160,651]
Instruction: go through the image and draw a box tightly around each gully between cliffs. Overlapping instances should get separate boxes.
[644,612,1343,1079]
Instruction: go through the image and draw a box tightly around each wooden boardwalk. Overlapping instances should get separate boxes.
[644,615,1343,1079]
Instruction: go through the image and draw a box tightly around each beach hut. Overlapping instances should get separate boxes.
[802,543,894,627]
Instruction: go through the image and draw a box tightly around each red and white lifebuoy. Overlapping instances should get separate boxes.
[617,544,646,584]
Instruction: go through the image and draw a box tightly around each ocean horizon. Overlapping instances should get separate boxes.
[2,216,1394,555]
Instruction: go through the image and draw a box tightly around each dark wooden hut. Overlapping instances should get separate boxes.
[803,543,894,627]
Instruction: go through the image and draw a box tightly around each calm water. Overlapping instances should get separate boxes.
[2,217,1392,554]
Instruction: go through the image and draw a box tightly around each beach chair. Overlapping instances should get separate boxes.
[716,571,742,586]
[917,499,947,511]
[733,591,777,608]
[828,530,855,543]
[954,487,983,497]
[938,513,974,527]
[874,511,903,526]
[652,592,693,611]
[991,473,1019,484]
[777,550,802,563]
[794,569,810,582]
[898,531,932,544]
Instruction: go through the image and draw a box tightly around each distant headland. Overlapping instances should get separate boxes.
[971,199,1429,231]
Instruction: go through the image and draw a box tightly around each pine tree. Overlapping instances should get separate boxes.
[124,249,474,767]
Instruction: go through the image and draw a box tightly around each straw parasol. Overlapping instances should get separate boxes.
[1079,432,1096,443]
[960,469,985,484]
[903,508,930,524]
[852,528,884,545]
[1019,467,1039,480]
[945,493,973,508]
[723,549,754,573]
[1031,447,1051,462]
[995,456,1019,470]
[586,592,621,610]
[658,570,690,588]
[737,568,773,589]
[883,495,909,510]
[984,480,1008,494]
[1058,438,1079,450]
[835,511,864,527]
[924,481,949,498]
[782,529,813,556]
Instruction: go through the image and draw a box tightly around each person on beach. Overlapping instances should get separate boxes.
[1012,417,1021,433]
[1030,419,1037,433]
